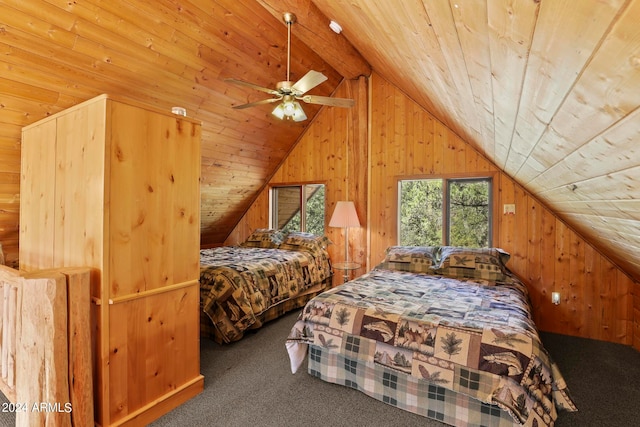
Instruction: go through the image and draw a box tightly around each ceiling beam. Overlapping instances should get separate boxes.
[256,0,371,80]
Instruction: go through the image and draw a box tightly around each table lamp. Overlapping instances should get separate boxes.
[329,201,360,268]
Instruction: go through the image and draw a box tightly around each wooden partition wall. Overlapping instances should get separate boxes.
[20,95,203,426]
[229,72,639,349]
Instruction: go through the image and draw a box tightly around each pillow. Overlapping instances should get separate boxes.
[239,228,286,248]
[433,246,510,282]
[278,231,331,255]
[375,246,438,274]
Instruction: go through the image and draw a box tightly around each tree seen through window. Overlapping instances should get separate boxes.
[271,184,325,235]
[399,178,491,247]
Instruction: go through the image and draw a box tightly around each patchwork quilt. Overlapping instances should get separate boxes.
[200,246,331,343]
[286,268,576,427]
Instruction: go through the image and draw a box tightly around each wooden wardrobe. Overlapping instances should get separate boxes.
[20,94,203,426]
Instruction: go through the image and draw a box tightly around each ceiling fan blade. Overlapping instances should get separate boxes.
[300,95,355,108]
[291,70,328,95]
[225,78,280,95]
[232,97,282,109]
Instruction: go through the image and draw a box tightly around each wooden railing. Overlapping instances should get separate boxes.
[0,266,20,400]
[0,266,93,426]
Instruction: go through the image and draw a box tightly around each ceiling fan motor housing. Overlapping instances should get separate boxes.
[276,81,296,95]
[283,12,296,25]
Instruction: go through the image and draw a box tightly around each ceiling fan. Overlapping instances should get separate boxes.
[225,12,354,122]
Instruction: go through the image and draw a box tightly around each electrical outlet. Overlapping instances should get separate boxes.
[551,292,560,305]
[503,204,516,215]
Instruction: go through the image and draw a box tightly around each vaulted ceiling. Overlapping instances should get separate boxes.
[1,0,639,282]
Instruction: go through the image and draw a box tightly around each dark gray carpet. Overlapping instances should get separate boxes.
[1,310,638,426]
[151,310,434,427]
[540,331,640,427]
[150,311,640,427]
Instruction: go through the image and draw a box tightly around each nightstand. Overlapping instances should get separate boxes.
[332,261,361,284]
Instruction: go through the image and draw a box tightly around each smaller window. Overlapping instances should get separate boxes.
[270,184,325,234]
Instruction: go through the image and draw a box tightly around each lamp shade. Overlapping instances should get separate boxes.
[329,201,360,228]
[272,103,286,120]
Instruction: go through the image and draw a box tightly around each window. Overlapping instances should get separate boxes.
[398,177,492,247]
[270,184,325,235]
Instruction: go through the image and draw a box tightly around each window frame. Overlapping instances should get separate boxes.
[269,182,326,234]
[396,173,497,247]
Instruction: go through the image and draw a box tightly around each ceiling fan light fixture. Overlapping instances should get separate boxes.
[272,96,307,122]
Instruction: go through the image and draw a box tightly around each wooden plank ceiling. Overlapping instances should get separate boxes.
[1,0,639,283]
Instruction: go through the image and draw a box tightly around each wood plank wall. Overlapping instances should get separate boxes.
[229,72,639,349]
[0,125,20,268]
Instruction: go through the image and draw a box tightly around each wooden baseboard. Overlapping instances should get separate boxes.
[110,375,204,427]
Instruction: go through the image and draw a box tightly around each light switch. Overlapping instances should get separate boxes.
[503,204,516,215]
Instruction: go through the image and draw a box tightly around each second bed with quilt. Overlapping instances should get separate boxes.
[200,229,332,343]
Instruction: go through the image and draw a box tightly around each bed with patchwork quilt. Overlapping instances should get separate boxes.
[200,229,332,343]
[286,246,576,427]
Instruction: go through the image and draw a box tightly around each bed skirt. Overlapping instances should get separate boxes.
[306,343,519,427]
[201,275,333,342]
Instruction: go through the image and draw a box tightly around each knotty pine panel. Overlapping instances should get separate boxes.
[19,119,57,270]
[108,101,201,297]
[108,284,200,424]
[54,100,107,271]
